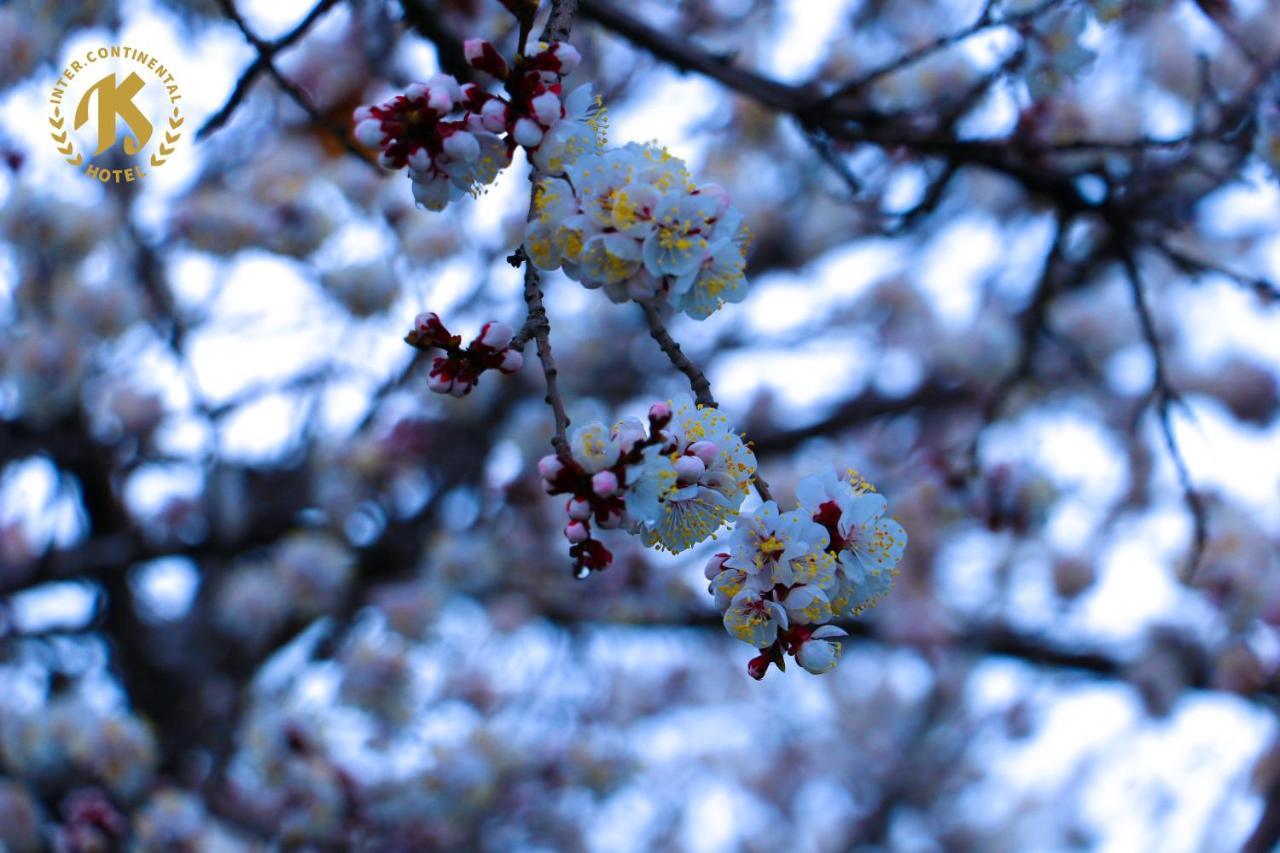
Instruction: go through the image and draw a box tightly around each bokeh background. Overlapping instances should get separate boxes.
[3,0,1280,849]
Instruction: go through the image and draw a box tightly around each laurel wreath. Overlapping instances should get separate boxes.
[149,106,183,168]
[48,106,82,167]
[47,103,185,171]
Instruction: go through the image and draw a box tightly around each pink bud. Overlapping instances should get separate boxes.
[567,498,592,521]
[694,183,731,217]
[565,521,589,543]
[407,148,431,171]
[463,39,488,64]
[442,130,480,163]
[531,91,562,127]
[464,39,509,78]
[426,84,453,113]
[591,470,619,497]
[405,82,429,101]
[648,401,672,425]
[513,118,544,148]
[353,105,374,123]
[704,552,729,580]
[414,312,440,335]
[673,455,705,483]
[477,321,514,349]
[449,378,471,397]
[538,454,563,481]
[746,653,771,680]
[354,118,383,148]
[498,349,523,374]
[480,99,509,133]
[426,373,453,395]
[611,417,647,454]
[688,441,718,466]
[550,43,581,75]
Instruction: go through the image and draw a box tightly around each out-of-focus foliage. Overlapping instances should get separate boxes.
[3,0,1280,848]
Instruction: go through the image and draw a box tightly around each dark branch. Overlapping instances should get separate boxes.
[198,0,342,138]
[209,0,378,169]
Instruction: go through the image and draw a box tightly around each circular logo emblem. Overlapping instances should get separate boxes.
[47,45,184,183]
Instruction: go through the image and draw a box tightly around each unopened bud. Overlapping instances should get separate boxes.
[674,455,706,483]
[498,349,523,374]
[477,321,514,349]
[688,440,718,466]
[704,552,729,580]
[591,470,620,497]
[538,454,564,481]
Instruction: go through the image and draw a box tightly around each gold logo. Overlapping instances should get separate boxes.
[48,46,184,183]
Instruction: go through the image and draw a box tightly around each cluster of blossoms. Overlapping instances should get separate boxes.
[1011,1,1098,99]
[1257,85,1280,179]
[404,311,523,397]
[706,470,907,678]
[214,532,354,648]
[538,394,757,574]
[354,40,600,210]
[368,32,903,677]
[526,142,751,319]
[0,695,157,801]
[172,139,337,258]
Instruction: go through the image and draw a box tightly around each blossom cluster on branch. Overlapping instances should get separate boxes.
[404,311,523,397]
[353,39,600,210]
[538,394,757,575]
[526,142,751,319]
[370,24,905,677]
[708,470,907,678]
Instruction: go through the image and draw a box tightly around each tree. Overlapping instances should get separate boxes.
[2,0,1280,847]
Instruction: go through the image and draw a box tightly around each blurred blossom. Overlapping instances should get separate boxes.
[0,777,43,853]
[320,260,401,317]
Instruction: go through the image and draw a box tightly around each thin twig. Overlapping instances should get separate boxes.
[638,300,773,502]
[513,248,572,459]
[640,300,715,408]
[1153,241,1280,305]
[211,0,378,169]
[812,0,1066,112]
[503,0,580,463]
[1119,250,1207,580]
[199,0,341,138]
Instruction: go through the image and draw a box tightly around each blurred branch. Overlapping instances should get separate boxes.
[208,0,378,169]
[1154,240,1280,305]
[1245,736,1280,852]
[751,381,976,457]
[1118,249,1208,581]
[398,0,477,80]
[198,0,343,138]
[810,0,1062,114]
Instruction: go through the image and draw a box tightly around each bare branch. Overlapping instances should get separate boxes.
[639,300,715,408]
[1119,250,1208,580]
[210,0,378,169]
[199,0,342,138]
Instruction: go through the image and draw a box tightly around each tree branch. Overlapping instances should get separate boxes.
[199,0,342,138]
[209,0,378,169]
[1119,249,1207,581]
